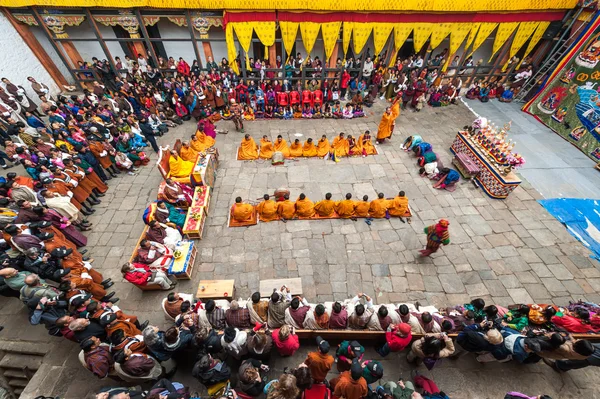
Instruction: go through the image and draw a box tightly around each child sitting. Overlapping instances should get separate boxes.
[363,93,374,107]
[283,106,293,120]
[293,105,302,119]
[243,105,255,120]
[353,104,364,118]
[222,106,232,120]
[274,106,284,119]
[323,103,332,118]
[264,105,273,119]
[302,104,313,118]
[342,104,353,119]
[332,101,343,119]
[313,106,323,119]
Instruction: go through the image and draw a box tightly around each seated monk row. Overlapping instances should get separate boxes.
[238,132,378,161]
[231,191,410,224]
[179,130,216,163]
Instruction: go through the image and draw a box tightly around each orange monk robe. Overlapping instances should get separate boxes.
[369,198,389,218]
[348,138,362,156]
[274,139,291,158]
[259,139,274,160]
[376,101,400,140]
[314,199,336,217]
[106,320,141,337]
[388,196,409,216]
[335,199,356,218]
[359,134,377,155]
[354,200,370,217]
[316,138,330,157]
[169,156,195,178]
[180,146,199,163]
[195,130,215,148]
[302,141,317,157]
[191,137,208,152]
[332,137,349,157]
[256,199,278,222]
[238,137,259,160]
[295,197,315,218]
[231,202,255,222]
[277,200,296,219]
[289,142,303,157]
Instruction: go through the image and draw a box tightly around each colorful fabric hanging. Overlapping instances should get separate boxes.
[489,21,519,61]
[442,23,473,71]
[412,23,433,53]
[280,21,299,61]
[468,22,498,57]
[352,23,373,55]
[429,23,452,51]
[226,23,240,75]
[300,21,321,58]
[389,24,413,66]
[373,23,394,56]
[322,21,342,61]
[502,21,540,70]
[342,22,353,59]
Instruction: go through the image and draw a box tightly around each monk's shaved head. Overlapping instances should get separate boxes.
[346,193,352,200]
[299,193,306,200]
[263,194,270,200]
[325,193,332,200]
[235,197,242,203]
[378,193,385,199]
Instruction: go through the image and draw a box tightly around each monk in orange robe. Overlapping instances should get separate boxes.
[195,128,215,148]
[191,134,210,153]
[230,197,255,223]
[274,135,291,158]
[332,133,349,157]
[259,136,274,160]
[314,193,336,217]
[238,134,258,160]
[316,135,330,158]
[376,99,400,143]
[347,135,362,156]
[354,195,371,218]
[180,141,199,162]
[290,139,303,157]
[369,193,389,218]
[302,138,317,157]
[277,194,296,219]
[105,314,141,338]
[335,193,356,218]
[295,193,315,218]
[256,194,278,222]
[388,191,409,220]
[359,131,377,155]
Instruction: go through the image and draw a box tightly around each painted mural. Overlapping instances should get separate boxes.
[525,14,600,161]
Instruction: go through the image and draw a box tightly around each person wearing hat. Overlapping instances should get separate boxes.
[361,360,384,384]
[377,322,413,357]
[419,219,450,257]
[331,359,368,399]
[303,336,334,382]
[82,336,114,379]
[229,98,244,132]
[336,340,365,372]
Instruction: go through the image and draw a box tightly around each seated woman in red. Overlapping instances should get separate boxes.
[121,262,175,290]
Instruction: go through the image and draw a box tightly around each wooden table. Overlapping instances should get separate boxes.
[196,279,235,299]
[450,131,521,199]
[259,278,303,297]
[192,154,217,187]
[167,241,196,279]
[182,186,211,239]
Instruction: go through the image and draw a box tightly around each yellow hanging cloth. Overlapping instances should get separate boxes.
[252,21,276,58]
[342,22,353,61]
[233,22,254,70]
[322,21,342,62]
[280,21,299,63]
[464,22,480,51]
[300,21,321,60]
[388,24,413,67]
[353,23,373,55]
[489,22,519,62]
[468,22,498,57]
[502,21,540,71]
[373,23,394,56]
[442,23,473,72]
[412,23,433,53]
[522,21,550,63]
[226,23,240,75]
[429,23,452,52]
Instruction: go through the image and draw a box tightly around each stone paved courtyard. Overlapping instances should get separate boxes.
[3,100,600,398]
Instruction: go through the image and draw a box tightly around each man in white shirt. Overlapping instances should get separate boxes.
[362,57,374,80]
[414,56,424,68]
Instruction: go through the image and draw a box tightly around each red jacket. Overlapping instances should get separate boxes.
[124,263,152,286]
[551,315,600,333]
[385,328,412,351]
[341,71,351,88]
[177,61,190,76]
[272,329,300,356]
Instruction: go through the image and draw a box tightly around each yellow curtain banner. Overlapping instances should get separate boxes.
[280,21,299,62]
[353,23,373,55]
[251,21,276,59]
[463,22,480,51]
[225,23,240,75]
[468,22,498,57]
[489,21,519,61]
[523,21,550,62]
[429,22,452,52]
[442,23,473,72]
[373,23,394,56]
[300,21,321,59]
[342,22,353,58]
[412,23,433,53]
[0,0,579,12]
[502,21,540,71]
[322,21,342,62]
[388,25,413,67]
[232,22,253,70]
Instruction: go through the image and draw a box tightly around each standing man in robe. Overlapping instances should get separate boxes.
[376,98,400,144]
[420,219,450,257]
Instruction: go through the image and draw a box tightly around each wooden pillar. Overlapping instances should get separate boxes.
[185,10,202,68]
[132,42,148,59]
[61,41,84,66]
[202,42,214,63]
[268,44,277,68]
[327,42,339,79]
[2,8,69,87]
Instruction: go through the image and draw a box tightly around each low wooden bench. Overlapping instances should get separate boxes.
[128,225,163,291]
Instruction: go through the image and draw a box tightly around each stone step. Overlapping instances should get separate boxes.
[13,388,23,396]
[3,369,27,379]
[0,353,42,371]
[8,378,28,388]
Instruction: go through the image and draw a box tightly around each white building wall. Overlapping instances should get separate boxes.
[0,13,66,98]
[29,26,75,85]
[157,20,197,63]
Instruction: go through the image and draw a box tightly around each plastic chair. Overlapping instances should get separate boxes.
[289,91,300,105]
[313,90,324,107]
[302,90,313,107]
[277,92,289,106]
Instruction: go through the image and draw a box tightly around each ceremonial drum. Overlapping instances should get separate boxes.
[272,151,285,165]
[274,187,290,201]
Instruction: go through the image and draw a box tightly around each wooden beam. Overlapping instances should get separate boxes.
[202,42,214,65]
[185,10,202,68]
[2,8,68,87]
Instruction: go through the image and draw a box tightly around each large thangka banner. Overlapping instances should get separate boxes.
[524,13,600,162]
